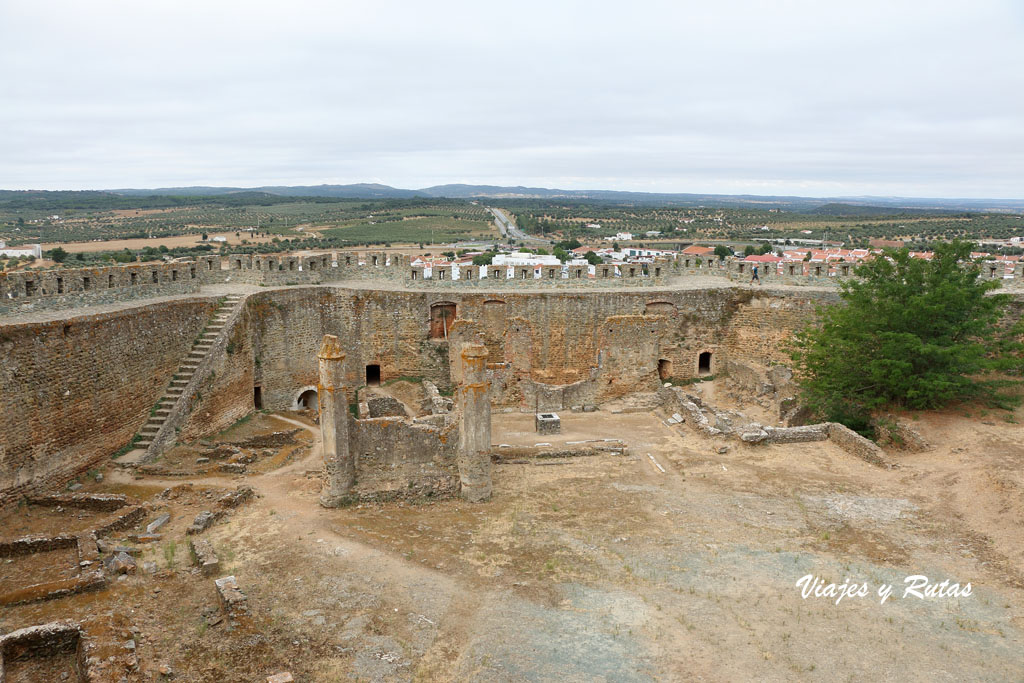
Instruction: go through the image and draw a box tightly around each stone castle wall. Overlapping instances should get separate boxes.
[12,275,1015,504]
[236,285,828,421]
[0,297,218,506]
[4,249,1021,318]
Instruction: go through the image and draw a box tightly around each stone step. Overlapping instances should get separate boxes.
[170,380,189,387]
[140,427,160,435]
[154,409,171,417]
[134,441,152,449]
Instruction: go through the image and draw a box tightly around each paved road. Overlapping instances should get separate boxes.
[487,207,551,245]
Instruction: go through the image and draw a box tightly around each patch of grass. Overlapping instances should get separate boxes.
[665,374,717,387]
[112,434,142,459]
[163,540,177,569]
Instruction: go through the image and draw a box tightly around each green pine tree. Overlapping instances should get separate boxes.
[789,241,1021,436]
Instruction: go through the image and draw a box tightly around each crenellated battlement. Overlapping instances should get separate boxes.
[3,248,1021,315]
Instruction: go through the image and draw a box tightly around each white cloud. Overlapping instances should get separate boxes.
[0,0,1022,197]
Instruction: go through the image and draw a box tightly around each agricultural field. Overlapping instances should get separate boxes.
[4,190,1024,265]
[0,192,498,262]
[503,200,1024,250]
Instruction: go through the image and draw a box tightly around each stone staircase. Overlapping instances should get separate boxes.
[132,294,243,453]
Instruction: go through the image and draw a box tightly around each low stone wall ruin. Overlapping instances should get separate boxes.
[348,416,460,501]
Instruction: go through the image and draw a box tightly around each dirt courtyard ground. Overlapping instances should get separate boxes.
[2,407,1023,681]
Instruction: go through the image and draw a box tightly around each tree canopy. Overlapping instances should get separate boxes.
[789,241,1021,435]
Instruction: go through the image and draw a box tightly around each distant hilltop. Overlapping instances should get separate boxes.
[90,184,1024,213]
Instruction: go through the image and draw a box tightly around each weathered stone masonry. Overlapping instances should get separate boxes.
[0,297,217,507]
[0,283,845,504]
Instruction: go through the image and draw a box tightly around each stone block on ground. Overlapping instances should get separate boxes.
[535,412,561,435]
[146,513,170,534]
[103,551,137,575]
[740,426,768,443]
[187,511,216,535]
[267,674,294,683]
[189,539,220,576]
[367,395,407,418]
[214,575,248,616]
[216,486,254,510]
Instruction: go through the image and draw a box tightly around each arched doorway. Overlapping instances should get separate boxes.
[296,388,319,412]
[658,359,672,381]
[429,302,457,340]
[698,352,713,375]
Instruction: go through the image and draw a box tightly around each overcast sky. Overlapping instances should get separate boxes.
[1,0,1022,197]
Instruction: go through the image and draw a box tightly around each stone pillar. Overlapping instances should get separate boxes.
[457,343,492,502]
[318,335,353,508]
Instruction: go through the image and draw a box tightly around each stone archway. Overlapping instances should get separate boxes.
[294,386,319,411]
[698,351,713,375]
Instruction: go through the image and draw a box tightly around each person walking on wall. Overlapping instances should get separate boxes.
[751,264,760,285]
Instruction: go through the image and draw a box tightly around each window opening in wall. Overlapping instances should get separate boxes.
[172,270,178,281]
[152,271,159,284]
[658,358,672,380]
[131,272,138,285]
[411,270,418,280]
[788,265,795,275]
[815,266,822,276]
[289,261,296,270]
[603,268,609,277]
[108,274,115,288]
[576,269,582,278]
[56,277,64,294]
[25,280,36,296]
[429,302,457,339]
[297,389,318,412]
[253,385,263,409]
[366,364,381,386]
[655,267,661,277]
[698,351,712,375]
[191,267,196,279]
[82,277,91,291]
[372,255,379,266]
[346,256,351,265]
[629,268,636,277]
[235,259,242,269]
[208,261,214,270]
